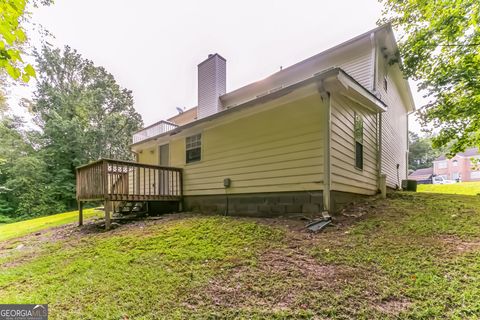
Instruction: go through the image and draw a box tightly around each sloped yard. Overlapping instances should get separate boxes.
[418,181,480,196]
[1,192,480,319]
[0,208,102,241]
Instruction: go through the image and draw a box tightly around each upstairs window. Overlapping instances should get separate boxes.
[452,159,458,167]
[186,134,201,163]
[437,161,447,169]
[354,112,364,170]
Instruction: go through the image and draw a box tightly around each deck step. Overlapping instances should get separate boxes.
[114,201,147,215]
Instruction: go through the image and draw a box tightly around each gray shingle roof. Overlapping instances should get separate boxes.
[434,147,479,161]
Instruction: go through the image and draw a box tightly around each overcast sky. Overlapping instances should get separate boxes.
[16,0,424,131]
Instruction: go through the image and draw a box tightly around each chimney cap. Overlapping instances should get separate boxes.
[198,53,227,67]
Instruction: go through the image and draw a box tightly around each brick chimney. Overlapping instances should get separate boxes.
[197,53,226,119]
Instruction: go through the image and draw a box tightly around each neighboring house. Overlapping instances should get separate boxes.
[76,23,415,224]
[408,167,433,184]
[433,148,480,182]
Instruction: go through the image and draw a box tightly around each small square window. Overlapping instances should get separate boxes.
[186,134,201,163]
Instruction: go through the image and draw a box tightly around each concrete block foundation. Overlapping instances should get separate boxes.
[183,190,372,217]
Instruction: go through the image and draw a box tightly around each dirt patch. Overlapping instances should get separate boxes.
[189,238,411,318]
[252,248,349,282]
[191,247,358,310]
[184,208,416,317]
[375,298,412,315]
[438,235,480,254]
[186,217,395,313]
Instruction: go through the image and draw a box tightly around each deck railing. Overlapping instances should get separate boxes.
[132,120,178,144]
[76,159,183,201]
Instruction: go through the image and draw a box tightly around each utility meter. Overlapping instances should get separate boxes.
[223,178,231,188]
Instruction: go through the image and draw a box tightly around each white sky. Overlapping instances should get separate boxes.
[12,0,425,132]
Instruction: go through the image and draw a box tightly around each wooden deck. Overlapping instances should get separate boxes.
[76,158,183,229]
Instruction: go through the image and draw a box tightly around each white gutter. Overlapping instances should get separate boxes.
[372,31,383,188]
[336,72,387,112]
[317,84,331,212]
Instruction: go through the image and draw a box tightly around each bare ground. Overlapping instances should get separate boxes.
[3,195,480,318]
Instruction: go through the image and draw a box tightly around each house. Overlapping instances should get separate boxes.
[433,148,480,182]
[76,24,415,227]
[408,167,433,184]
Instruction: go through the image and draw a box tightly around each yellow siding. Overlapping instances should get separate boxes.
[330,94,378,195]
[169,94,325,195]
[136,147,158,194]
[137,147,158,165]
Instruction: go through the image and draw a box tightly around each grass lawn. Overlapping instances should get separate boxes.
[418,181,480,195]
[0,208,102,242]
[1,192,480,319]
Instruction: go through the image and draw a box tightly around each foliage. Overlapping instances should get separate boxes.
[418,181,480,196]
[0,115,32,215]
[0,45,143,217]
[0,0,52,82]
[0,115,62,216]
[0,213,14,223]
[29,45,143,208]
[471,157,480,171]
[379,0,480,156]
[408,131,441,171]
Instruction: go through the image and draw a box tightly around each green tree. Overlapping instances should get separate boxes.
[379,0,480,156]
[408,131,441,171]
[0,114,58,216]
[0,0,52,82]
[32,45,143,208]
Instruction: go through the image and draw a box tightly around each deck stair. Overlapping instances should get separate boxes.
[114,201,147,216]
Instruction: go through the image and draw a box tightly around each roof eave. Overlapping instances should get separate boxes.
[377,24,416,112]
[130,68,386,148]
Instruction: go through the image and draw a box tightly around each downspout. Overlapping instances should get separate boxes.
[370,32,377,95]
[378,113,383,184]
[318,83,331,212]
[406,113,410,178]
[406,110,415,177]
[371,31,384,191]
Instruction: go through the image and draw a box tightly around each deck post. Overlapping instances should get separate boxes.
[78,201,83,226]
[104,200,112,230]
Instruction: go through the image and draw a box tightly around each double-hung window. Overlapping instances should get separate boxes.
[186,134,202,163]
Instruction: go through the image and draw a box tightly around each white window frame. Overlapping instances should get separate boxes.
[185,133,202,163]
